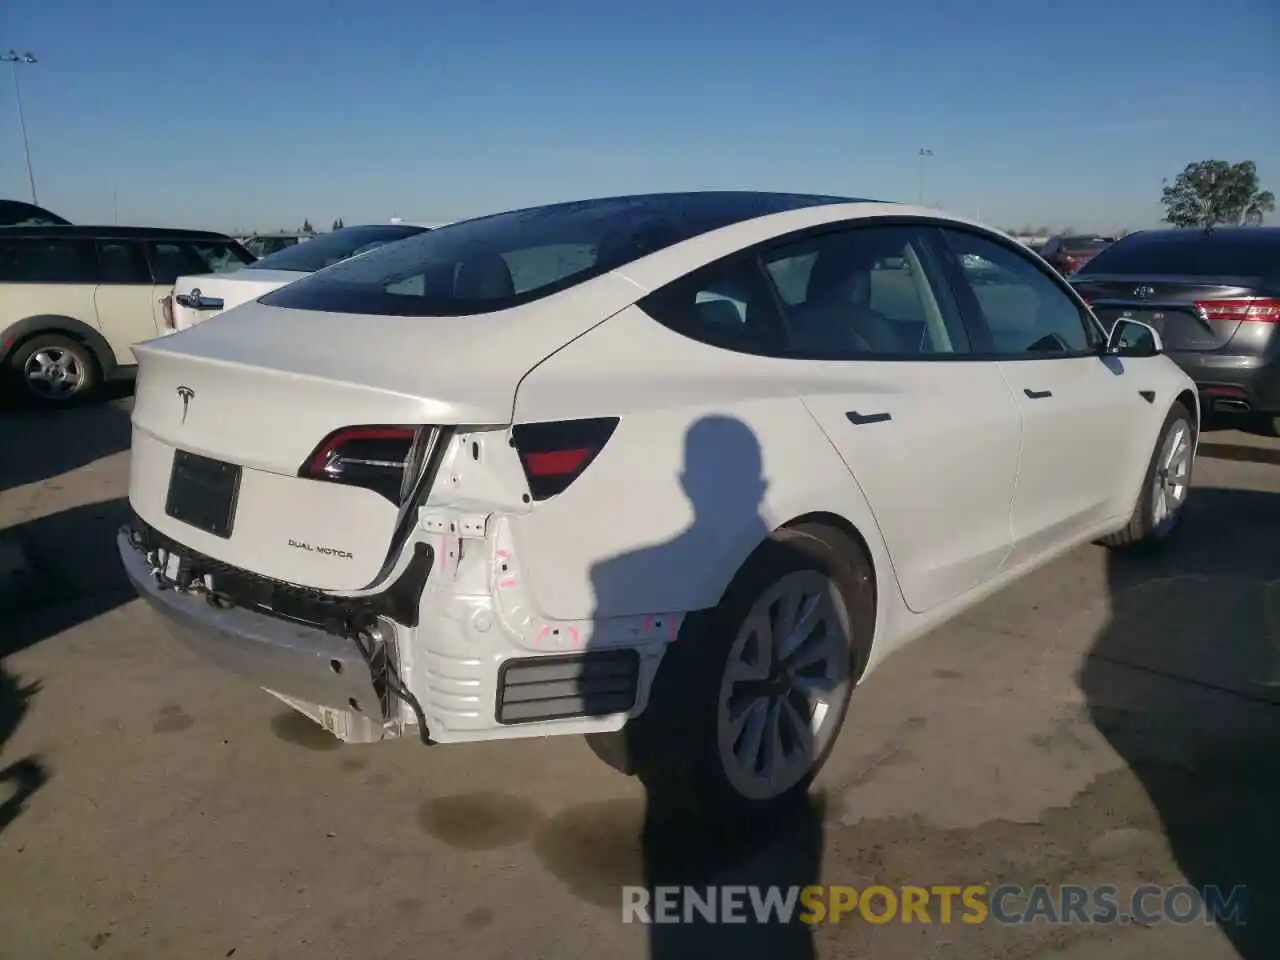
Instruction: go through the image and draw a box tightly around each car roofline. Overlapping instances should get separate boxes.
[0,225,239,241]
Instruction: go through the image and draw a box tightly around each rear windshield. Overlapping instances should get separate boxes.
[1077,231,1280,278]
[246,225,428,273]
[259,192,855,316]
[1062,236,1114,252]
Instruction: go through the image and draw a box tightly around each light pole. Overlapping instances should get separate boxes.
[2,50,39,205]
[917,148,933,206]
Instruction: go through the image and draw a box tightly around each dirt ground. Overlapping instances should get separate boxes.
[2,391,1278,960]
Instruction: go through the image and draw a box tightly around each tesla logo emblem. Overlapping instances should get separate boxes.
[177,385,194,424]
[1134,285,1155,300]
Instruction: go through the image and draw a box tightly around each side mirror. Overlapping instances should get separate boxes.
[1104,317,1163,357]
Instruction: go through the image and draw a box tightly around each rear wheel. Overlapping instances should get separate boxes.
[625,522,875,819]
[4,334,99,406]
[1099,402,1194,550]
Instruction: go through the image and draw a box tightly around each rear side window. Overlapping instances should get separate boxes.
[1080,233,1280,278]
[260,192,855,316]
[638,255,787,354]
[762,225,973,356]
[0,238,97,283]
[96,240,152,284]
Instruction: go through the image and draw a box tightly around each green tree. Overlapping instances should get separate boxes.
[1161,160,1274,228]
[301,218,314,234]
[331,218,345,231]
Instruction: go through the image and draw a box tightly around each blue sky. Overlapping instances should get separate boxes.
[1,0,1276,233]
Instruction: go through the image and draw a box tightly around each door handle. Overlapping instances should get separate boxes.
[847,411,892,425]
[1023,388,1053,399]
[174,289,224,311]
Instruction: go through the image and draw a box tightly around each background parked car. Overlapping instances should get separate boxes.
[166,223,430,332]
[239,231,314,258]
[1070,226,1280,434]
[0,225,253,404]
[1041,234,1116,275]
[0,198,71,227]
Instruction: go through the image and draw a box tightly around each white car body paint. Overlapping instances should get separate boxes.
[119,197,1199,749]
[168,269,306,331]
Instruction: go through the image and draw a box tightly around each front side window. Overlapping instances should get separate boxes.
[762,224,972,357]
[246,226,425,274]
[260,192,854,317]
[0,238,96,283]
[941,229,1099,355]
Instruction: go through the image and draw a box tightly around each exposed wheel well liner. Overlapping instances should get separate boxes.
[1175,388,1198,431]
[781,510,878,609]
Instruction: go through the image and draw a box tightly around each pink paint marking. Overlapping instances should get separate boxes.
[568,627,581,648]
[534,625,551,646]
[642,615,654,633]
[668,619,679,640]
[499,578,519,589]
[495,549,511,559]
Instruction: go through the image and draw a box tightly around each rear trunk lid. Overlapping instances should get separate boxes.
[169,269,307,331]
[128,278,639,590]
[1070,274,1273,351]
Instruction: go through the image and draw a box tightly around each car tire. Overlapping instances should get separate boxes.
[4,334,100,407]
[624,522,875,820]
[1099,401,1195,551]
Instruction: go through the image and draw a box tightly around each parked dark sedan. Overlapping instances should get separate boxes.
[1041,234,1115,275]
[1070,227,1280,433]
[0,198,70,227]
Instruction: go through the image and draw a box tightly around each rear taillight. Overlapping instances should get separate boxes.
[1195,298,1280,323]
[512,417,619,501]
[300,425,421,504]
[160,294,175,330]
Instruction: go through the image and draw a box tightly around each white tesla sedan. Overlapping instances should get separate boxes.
[118,192,1197,815]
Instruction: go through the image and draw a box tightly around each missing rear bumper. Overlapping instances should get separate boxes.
[495,649,641,724]
[118,525,435,743]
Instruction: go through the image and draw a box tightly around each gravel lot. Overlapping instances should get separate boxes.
[2,390,1278,959]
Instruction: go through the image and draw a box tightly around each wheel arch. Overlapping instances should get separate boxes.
[0,314,117,379]
[696,503,893,660]
[779,509,879,612]
[1175,387,1199,437]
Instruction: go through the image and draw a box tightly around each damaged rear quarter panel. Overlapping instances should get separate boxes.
[504,304,890,623]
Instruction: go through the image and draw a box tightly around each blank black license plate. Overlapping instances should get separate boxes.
[165,450,242,539]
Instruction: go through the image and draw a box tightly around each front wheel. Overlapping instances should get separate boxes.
[1099,401,1195,550]
[625,523,875,819]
